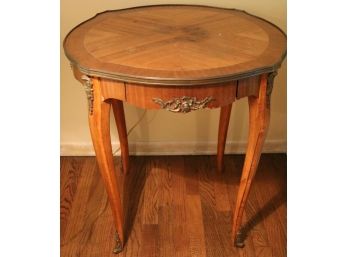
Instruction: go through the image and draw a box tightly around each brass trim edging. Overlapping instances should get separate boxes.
[70,62,284,86]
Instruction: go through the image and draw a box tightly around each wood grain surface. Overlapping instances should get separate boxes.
[217,103,233,173]
[64,5,286,85]
[111,100,129,174]
[61,154,287,257]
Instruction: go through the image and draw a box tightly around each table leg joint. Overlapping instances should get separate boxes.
[266,71,278,96]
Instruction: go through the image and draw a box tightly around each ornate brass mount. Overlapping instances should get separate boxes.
[152,96,214,113]
[266,71,278,96]
[81,75,94,115]
[113,231,123,254]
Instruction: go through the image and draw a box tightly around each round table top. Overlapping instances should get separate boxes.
[64,5,286,85]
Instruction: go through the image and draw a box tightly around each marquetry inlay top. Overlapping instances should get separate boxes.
[64,5,286,85]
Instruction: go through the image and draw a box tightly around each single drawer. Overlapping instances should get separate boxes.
[125,82,237,112]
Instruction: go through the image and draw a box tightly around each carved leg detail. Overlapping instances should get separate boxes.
[112,100,130,174]
[88,78,124,253]
[217,103,233,173]
[232,74,271,247]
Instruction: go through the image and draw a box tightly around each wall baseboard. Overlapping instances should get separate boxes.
[60,140,286,156]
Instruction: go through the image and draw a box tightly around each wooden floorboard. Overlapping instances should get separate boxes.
[60,154,286,257]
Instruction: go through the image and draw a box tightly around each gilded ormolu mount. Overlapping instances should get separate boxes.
[152,96,214,113]
[81,75,94,115]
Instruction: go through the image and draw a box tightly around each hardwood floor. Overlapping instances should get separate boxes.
[60,154,286,257]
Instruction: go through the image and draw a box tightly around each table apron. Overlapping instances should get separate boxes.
[96,76,261,111]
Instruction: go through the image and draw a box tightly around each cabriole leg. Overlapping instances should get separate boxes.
[112,100,130,174]
[85,77,125,253]
[231,74,271,247]
[216,103,233,173]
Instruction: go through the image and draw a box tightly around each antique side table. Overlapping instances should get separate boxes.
[63,5,286,253]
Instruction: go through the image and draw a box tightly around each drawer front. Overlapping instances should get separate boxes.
[125,82,237,112]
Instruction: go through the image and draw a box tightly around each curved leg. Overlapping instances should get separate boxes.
[216,103,233,173]
[87,78,124,253]
[231,74,270,247]
[112,100,130,174]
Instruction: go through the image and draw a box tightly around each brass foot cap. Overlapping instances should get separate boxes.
[235,240,245,248]
[113,232,123,254]
[113,245,123,254]
[234,231,245,248]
